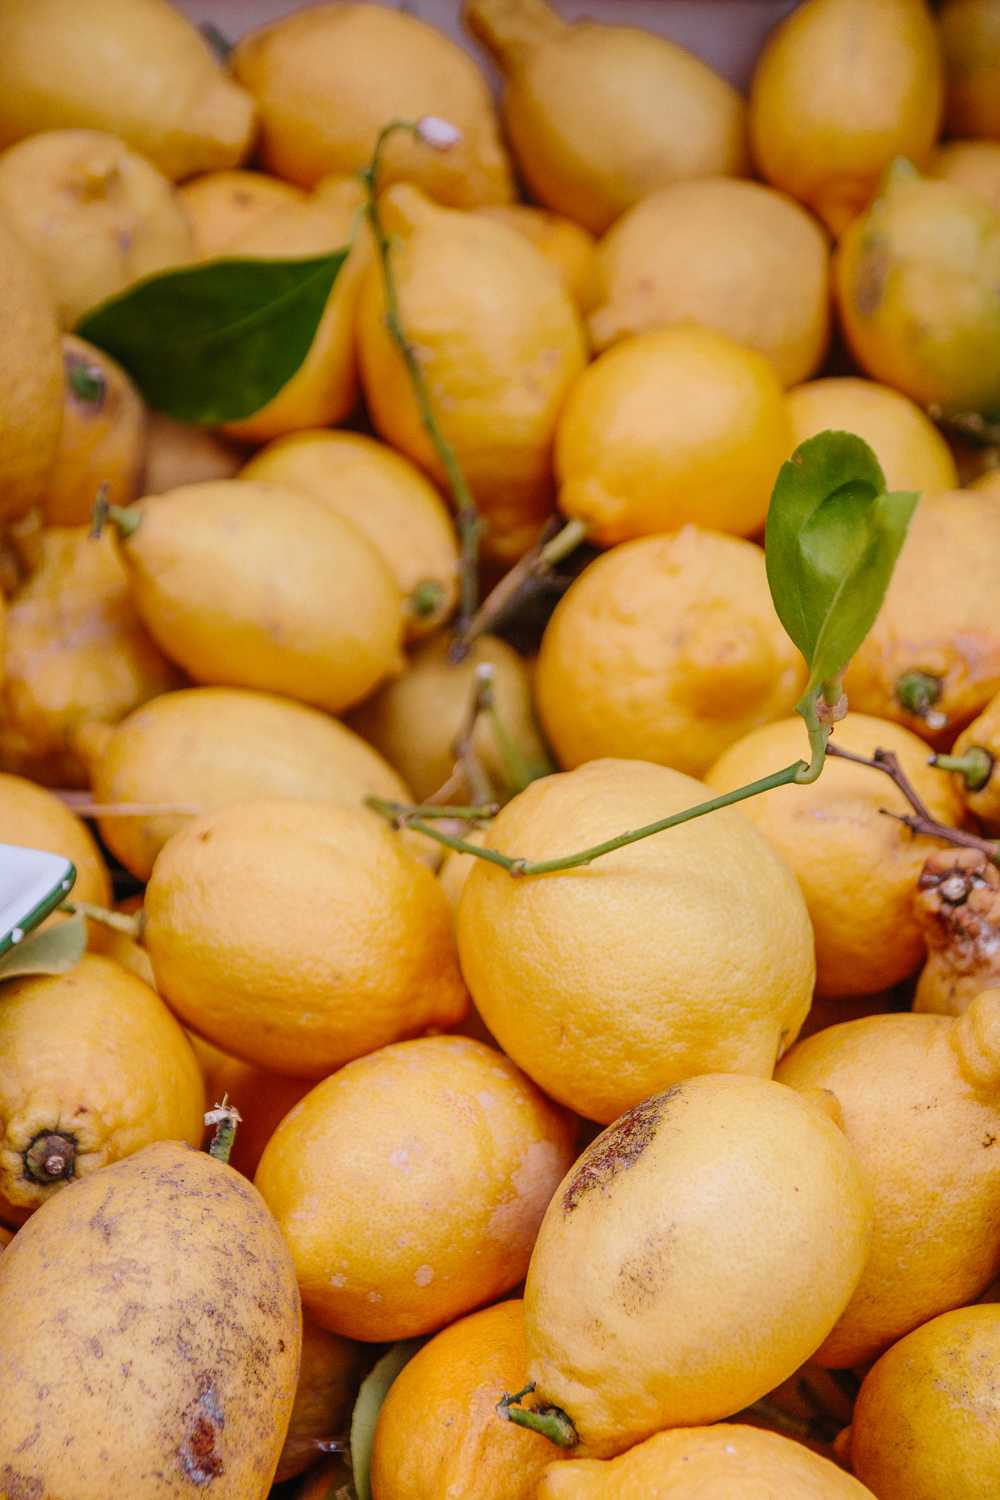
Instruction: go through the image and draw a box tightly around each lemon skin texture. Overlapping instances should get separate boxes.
[535,527,807,779]
[113,480,404,716]
[523,1074,872,1457]
[555,325,793,547]
[356,183,587,565]
[786,376,958,494]
[371,1300,572,1500]
[849,1304,1000,1500]
[589,176,830,387]
[749,0,944,234]
[254,1035,575,1340]
[706,714,963,996]
[144,799,467,1078]
[457,757,814,1123]
[0,953,204,1229]
[537,1423,877,1499]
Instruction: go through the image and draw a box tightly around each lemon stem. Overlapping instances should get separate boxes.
[930,746,994,793]
[205,1098,242,1164]
[59,899,145,938]
[458,515,589,654]
[496,1385,578,1448]
[895,670,946,728]
[360,121,483,644]
[89,482,142,541]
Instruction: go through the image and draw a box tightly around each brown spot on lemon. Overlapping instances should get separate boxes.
[562,1091,672,1213]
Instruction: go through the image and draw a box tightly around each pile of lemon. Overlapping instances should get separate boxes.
[2,0,1000,1496]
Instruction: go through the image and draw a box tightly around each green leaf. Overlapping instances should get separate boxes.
[0,917,86,981]
[75,251,349,425]
[765,430,919,695]
[350,1338,427,1500]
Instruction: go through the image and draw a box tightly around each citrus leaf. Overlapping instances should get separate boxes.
[0,917,86,981]
[764,430,919,695]
[350,1338,427,1500]
[75,250,349,425]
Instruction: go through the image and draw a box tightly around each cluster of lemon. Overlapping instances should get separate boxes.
[2,0,1000,1496]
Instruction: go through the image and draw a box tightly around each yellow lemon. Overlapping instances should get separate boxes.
[0,0,255,181]
[535,528,806,779]
[179,167,307,260]
[371,1300,572,1500]
[457,758,814,1123]
[0,525,179,787]
[254,1035,575,1340]
[231,2,513,205]
[943,691,1000,831]
[749,0,943,234]
[555,325,792,547]
[537,1424,876,1499]
[786,376,959,493]
[834,159,1000,413]
[476,203,599,316]
[0,954,204,1229]
[0,209,65,526]
[523,1075,872,1456]
[706,714,963,996]
[356,183,586,564]
[929,137,1000,214]
[777,990,1000,1368]
[465,0,748,235]
[940,0,1000,141]
[144,799,467,1077]
[848,1304,1000,1500]
[0,771,110,913]
[42,336,148,526]
[589,177,830,387]
[240,430,458,640]
[109,480,404,716]
[0,129,192,329]
[75,685,413,881]
[142,412,241,494]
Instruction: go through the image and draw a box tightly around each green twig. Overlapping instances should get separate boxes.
[794,689,832,785]
[496,1385,577,1448]
[458,515,589,653]
[368,799,498,822]
[930,746,994,792]
[359,121,482,641]
[205,1097,241,1164]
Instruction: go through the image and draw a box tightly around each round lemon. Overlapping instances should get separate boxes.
[786,376,959,493]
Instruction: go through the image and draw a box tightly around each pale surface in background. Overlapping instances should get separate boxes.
[173,0,798,90]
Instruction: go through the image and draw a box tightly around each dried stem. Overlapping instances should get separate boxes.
[205,1096,242,1164]
[54,791,204,818]
[60,899,146,937]
[457,515,589,655]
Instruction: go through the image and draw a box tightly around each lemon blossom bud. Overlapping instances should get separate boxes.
[416,116,462,150]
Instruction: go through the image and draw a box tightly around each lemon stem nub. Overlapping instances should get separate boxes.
[89,482,142,541]
[896,670,946,727]
[24,1131,76,1184]
[205,1098,242,1164]
[496,1385,578,1448]
[930,746,994,793]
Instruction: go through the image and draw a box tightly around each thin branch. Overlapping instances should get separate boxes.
[826,743,1000,861]
[454,515,589,658]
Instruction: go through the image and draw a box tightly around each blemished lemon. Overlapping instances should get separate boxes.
[42,336,148,526]
[777,990,1000,1368]
[109,480,404,716]
[457,758,814,1123]
[706,714,964,996]
[749,0,944,234]
[537,1423,877,1498]
[240,430,458,641]
[0,209,64,526]
[0,954,204,1229]
[356,184,586,564]
[555,324,793,547]
[929,137,1000,214]
[534,527,807,779]
[523,1075,872,1457]
[939,0,1000,141]
[371,1300,572,1500]
[144,799,468,1077]
[75,685,413,881]
[834,161,1000,414]
[0,129,192,329]
[0,0,254,181]
[589,176,830,387]
[231,2,513,205]
[476,203,599,315]
[254,1035,575,1340]
[465,0,748,235]
[178,167,307,260]
[786,376,959,493]
[848,1304,1000,1500]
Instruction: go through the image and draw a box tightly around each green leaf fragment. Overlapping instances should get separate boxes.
[765,430,919,697]
[0,917,87,981]
[350,1338,427,1500]
[75,250,349,425]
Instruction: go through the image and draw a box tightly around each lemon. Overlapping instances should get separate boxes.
[749,0,944,234]
[939,0,1000,141]
[929,137,1000,214]
[142,413,241,495]
[0,209,64,525]
[42,336,147,526]
[356,183,586,564]
[179,167,307,260]
[465,0,748,234]
[786,376,959,492]
[589,176,830,387]
[555,325,793,546]
[231,2,513,205]
[476,203,599,315]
